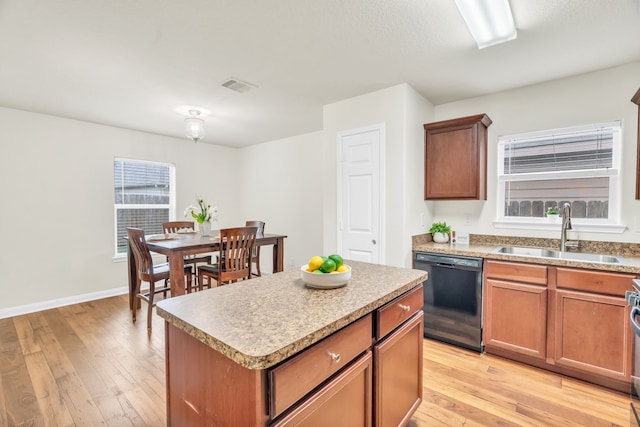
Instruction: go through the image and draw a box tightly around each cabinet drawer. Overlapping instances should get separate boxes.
[485,260,547,285]
[556,267,634,296]
[271,351,373,427]
[269,313,373,418]
[376,285,423,340]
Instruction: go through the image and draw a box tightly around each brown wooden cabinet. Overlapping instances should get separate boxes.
[551,267,633,389]
[423,114,492,200]
[483,259,635,393]
[484,261,548,360]
[164,285,424,426]
[372,284,424,427]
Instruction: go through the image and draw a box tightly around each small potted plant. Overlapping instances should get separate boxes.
[545,207,560,222]
[429,221,451,243]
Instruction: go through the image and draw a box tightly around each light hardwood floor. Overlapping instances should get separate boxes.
[0,294,632,426]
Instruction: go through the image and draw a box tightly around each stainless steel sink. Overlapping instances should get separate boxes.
[494,246,623,264]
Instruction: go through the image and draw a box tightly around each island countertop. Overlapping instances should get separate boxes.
[155,260,427,370]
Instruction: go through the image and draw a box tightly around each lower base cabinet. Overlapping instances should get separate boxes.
[484,278,547,360]
[374,312,423,427]
[553,289,631,383]
[484,260,634,393]
[165,285,424,426]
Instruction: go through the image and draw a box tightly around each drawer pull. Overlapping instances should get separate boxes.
[328,352,341,363]
[398,304,411,311]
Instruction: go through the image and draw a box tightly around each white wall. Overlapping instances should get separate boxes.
[427,61,640,243]
[0,107,240,314]
[4,61,637,315]
[322,84,434,267]
[239,131,324,272]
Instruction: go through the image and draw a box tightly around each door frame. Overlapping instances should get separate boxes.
[336,123,386,264]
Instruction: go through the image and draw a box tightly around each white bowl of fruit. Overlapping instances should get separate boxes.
[301,254,351,289]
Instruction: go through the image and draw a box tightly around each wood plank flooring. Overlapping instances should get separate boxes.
[0,294,632,426]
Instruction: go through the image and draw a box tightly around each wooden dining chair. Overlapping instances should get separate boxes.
[245,220,265,277]
[162,221,213,292]
[128,227,193,335]
[197,226,258,289]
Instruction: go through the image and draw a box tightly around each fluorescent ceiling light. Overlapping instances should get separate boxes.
[455,0,517,49]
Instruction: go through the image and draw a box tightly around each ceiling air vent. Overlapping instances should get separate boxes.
[221,78,257,93]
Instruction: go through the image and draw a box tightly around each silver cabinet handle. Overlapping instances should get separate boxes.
[328,352,341,363]
[398,304,410,311]
[372,239,376,245]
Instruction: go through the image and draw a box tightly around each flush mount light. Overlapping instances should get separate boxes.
[185,110,205,143]
[454,0,517,49]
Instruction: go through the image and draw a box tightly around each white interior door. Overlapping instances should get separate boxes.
[337,124,384,264]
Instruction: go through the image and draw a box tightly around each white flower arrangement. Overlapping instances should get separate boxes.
[184,198,219,224]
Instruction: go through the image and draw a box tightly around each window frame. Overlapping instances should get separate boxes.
[113,157,176,259]
[493,121,625,233]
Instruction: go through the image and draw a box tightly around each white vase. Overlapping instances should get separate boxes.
[432,232,449,243]
[547,214,560,223]
[198,221,212,236]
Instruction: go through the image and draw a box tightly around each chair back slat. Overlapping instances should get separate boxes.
[220,226,258,283]
[245,221,265,258]
[162,221,196,233]
[127,228,154,278]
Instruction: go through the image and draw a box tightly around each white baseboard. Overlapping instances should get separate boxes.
[0,286,130,320]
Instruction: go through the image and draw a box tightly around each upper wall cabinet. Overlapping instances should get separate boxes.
[423,114,492,200]
[632,88,640,199]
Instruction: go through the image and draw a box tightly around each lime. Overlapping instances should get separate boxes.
[328,254,344,269]
[308,255,324,271]
[312,270,324,274]
[320,258,337,273]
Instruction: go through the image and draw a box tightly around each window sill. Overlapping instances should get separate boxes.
[493,219,627,234]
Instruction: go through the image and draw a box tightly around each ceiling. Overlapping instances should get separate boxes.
[1,0,639,147]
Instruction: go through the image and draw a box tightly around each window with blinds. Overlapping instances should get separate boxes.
[497,121,621,221]
[114,158,175,256]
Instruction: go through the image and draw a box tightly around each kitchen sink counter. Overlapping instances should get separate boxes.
[156,260,426,370]
[413,234,640,274]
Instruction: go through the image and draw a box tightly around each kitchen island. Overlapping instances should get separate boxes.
[156,260,427,426]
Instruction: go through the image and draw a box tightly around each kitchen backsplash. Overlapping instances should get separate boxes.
[412,233,640,257]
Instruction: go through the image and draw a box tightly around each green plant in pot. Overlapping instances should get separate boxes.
[429,221,451,243]
[545,207,559,216]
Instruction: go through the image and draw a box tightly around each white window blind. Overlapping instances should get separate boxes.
[113,158,175,256]
[502,128,613,174]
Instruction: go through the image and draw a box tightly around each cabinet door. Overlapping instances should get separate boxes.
[484,279,547,360]
[553,289,631,382]
[424,114,491,200]
[271,351,372,427]
[374,312,423,427]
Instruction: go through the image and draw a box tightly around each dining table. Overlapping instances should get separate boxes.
[128,231,288,310]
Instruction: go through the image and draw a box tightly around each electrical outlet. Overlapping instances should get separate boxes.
[464,214,472,226]
[456,232,470,244]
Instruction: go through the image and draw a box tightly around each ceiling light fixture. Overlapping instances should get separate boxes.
[454,0,517,49]
[185,109,205,143]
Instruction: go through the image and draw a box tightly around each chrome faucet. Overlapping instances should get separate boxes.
[560,202,579,251]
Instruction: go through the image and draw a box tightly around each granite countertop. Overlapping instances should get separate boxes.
[155,260,426,370]
[413,234,640,274]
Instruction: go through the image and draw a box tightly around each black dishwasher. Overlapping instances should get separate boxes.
[414,251,484,352]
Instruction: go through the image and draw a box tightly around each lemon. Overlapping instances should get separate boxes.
[320,258,337,273]
[308,255,324,271]
[337,265,349,273]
